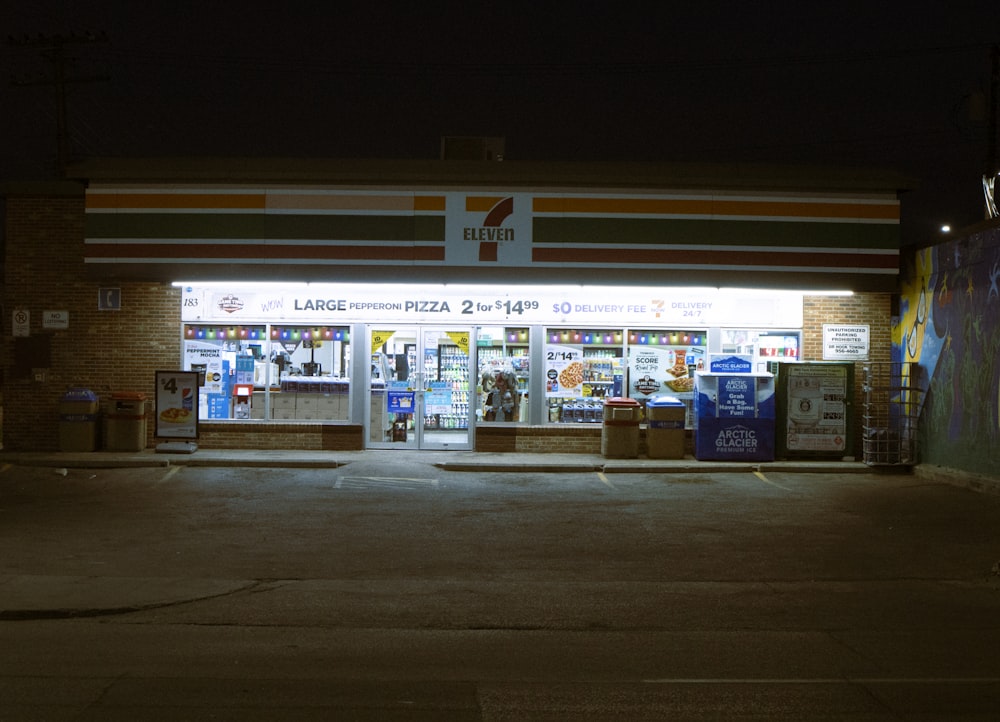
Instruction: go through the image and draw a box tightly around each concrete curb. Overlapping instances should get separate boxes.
[0,450,877,475]
[912,464,1000,496]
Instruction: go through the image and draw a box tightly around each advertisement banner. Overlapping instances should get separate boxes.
[628,346,697,400]
[180,284,805,328]
[784,363,849,453]
[387,386,415,414]
[155,371,199,439]
[544,345,584,397]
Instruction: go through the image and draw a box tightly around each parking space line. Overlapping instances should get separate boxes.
[597,471,615,489]
[752,470,792,491]
[158,466,183,484]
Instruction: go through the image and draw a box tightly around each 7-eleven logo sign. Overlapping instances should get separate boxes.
[463,196,514,261]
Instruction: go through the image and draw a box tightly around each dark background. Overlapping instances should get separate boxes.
[2,2,997,244]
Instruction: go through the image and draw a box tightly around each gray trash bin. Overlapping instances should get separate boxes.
[646,395,686,459]
[59,388,99,452]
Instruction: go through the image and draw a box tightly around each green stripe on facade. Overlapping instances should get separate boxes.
[532,218,899,249]
[86,213,446,242]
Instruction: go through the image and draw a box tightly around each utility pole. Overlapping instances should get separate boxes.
[8,31,109,175]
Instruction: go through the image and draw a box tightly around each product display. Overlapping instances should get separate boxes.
[424,343,471,430]
[477,329,529,423]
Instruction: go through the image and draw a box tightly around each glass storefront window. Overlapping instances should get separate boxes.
[183,325,266,420]
[182,324,350,420]
[271,326,351,421]
[721,329,801,372]
[477,327,530,423]
[544,328,624,423]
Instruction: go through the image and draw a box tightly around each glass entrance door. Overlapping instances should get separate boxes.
[367,326,473,450]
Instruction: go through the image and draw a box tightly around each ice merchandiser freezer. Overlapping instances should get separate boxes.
[774,362,854,459]
[694,372,775,461]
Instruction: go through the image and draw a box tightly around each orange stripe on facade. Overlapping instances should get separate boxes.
[413,195,447,211]
[86,193,266,210]
[533,197,899,221]
[84,244,446,262]
[88,192,447,214]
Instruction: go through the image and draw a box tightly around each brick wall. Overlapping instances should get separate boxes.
[3,193,180,451]
[476,424,695,457]
[198,422,364,450]
[801,293,892,363]
[803,292,892,457]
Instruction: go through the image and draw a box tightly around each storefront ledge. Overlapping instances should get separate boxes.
[0,451,172,469]
[196,421,364,451]
[0,449,873,473]
[475,423,606,454]
[912,464,1000,496]
[593,459,867,473]
[475,424,697,457]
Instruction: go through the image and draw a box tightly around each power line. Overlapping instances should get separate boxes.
[89,40,994,79]
[7,31,110,174]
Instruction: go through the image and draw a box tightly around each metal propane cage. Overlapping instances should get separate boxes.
[862,362,923,466]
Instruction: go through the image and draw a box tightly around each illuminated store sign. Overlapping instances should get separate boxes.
[180,283,805,328]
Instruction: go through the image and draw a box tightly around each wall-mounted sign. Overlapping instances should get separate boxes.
[98,287,121,311]
[12,309,30,337]
[181,284,806,329]
[823,325,869,360]
[43,310,69,330]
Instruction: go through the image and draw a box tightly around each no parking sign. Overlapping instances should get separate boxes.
[12,309,29,337]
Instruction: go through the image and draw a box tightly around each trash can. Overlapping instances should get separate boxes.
[104,392,147,452]
[601,397,641,458]
[59,388,100,452]
[646,395,686,459]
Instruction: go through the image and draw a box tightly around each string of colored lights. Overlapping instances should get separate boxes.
[184,325,700,346]
[184,325,349,342]
[547,329,704,345]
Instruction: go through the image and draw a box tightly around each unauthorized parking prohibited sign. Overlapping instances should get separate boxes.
[822,324,869,360]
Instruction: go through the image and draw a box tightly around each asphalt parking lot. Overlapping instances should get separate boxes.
[2,455,999,719]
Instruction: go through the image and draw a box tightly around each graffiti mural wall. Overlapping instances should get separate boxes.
[896,224,1000,476]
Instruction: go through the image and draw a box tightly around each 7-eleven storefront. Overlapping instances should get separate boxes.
[73,159,901,453]
[178,282,808,450]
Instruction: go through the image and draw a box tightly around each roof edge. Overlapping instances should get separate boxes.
[65,157,914,195]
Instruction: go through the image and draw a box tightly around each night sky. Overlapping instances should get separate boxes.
[2,2,997,244]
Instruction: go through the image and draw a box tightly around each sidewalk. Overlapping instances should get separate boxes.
[0,447,877,474]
